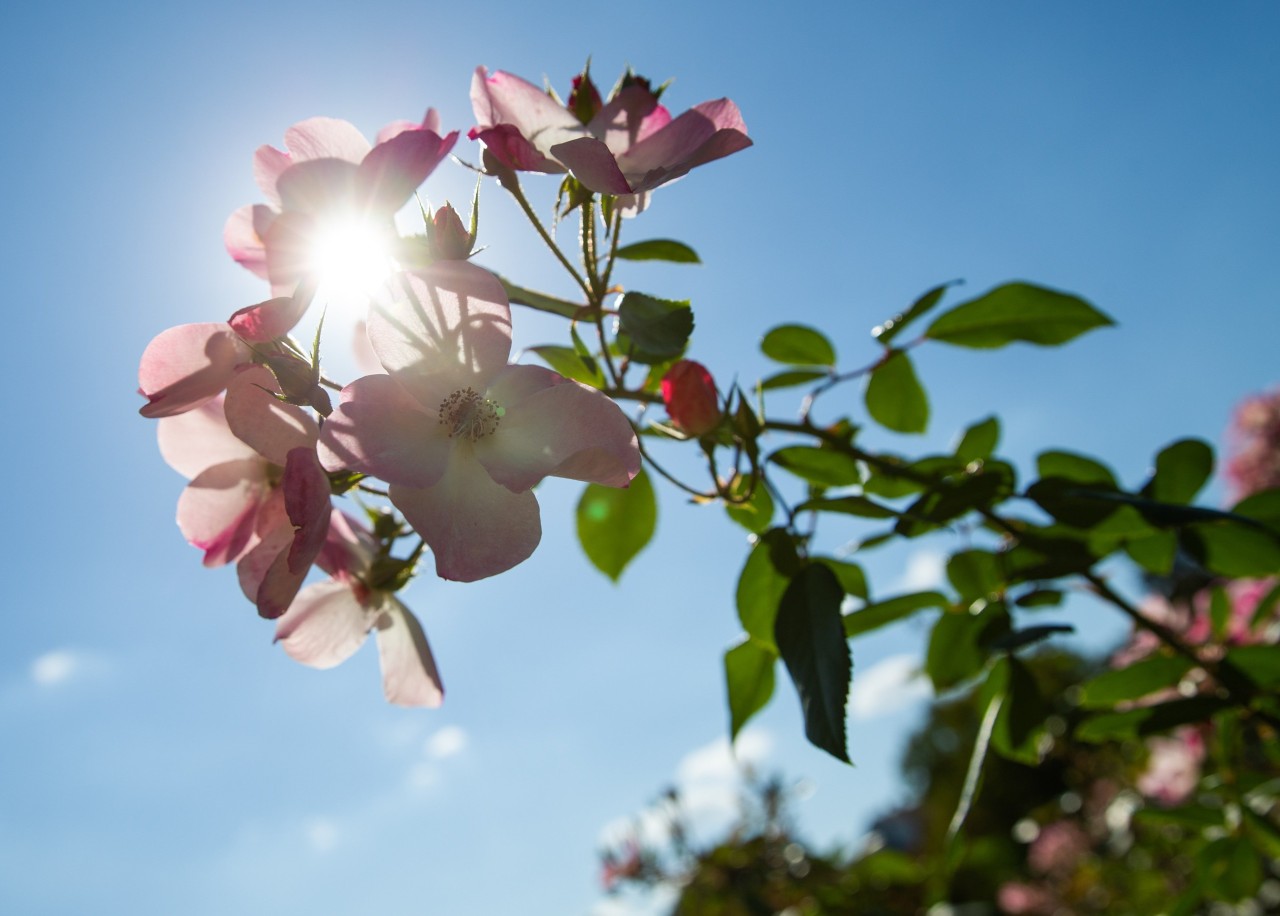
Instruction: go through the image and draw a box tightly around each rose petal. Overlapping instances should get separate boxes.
[275,157,360,215]
[275,580,373,669]
[223,204,274,279]
[223,366,318,465]
[138,323,250,418]
[616,99,751,193]
[373,597,444,707]
[357,128,458,215]
[317,374,453,488]
[177,458,269,567]
[157,396,257,479]
[367,263,513,406]
[228,295,307,343]
[315,509,376,579]
[470,67,585,158]
[376,108,441,145]
[587,84,671,156]
[475,365,640,491]
[253,145,291,208]
[284,117,372,164]
[390,445,541,582]
[283,446,332,575]
[546,137,634,194]
[469,124,564,173]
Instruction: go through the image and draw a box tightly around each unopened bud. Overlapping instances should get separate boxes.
[429,204,472,260]
[569,69,603,124]
[661,360,721,437]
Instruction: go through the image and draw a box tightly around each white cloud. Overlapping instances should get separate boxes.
[303,818,339,853]
[424,725,468,760]
[849,653,931,720]
[30,650,78,686]
[892,549,947,594]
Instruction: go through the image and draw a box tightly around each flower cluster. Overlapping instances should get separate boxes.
[137,64,749,706]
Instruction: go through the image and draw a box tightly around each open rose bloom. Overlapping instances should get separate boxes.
[319,261,640,581]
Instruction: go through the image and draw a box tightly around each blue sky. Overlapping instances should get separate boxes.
[4,3,1279,913]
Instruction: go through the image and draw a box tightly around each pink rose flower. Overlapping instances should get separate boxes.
[661,359,721,436]
[274,511,444,707]
[1137,729,1205,806]
[225,112,457,296]
[158,366,330,617]
[318,261,640,581]
[469,67,750,207]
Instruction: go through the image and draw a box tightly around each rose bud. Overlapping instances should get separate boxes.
[661,360,721,436]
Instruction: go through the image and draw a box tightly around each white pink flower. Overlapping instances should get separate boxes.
[318,261,640,581]
[274,510,444,707]
[469,67,750,202]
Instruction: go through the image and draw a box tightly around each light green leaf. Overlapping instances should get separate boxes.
[614,238,701,263]
[925,282,1114,349]
[1151,438,1214,504]
[724,639,776,740]
[843,591,949,638]
[873,280,958,346]
[955,416,1000,464]
[575,468,656,581]
[865,350,928,434]
[770,446,862,487]
[1080,654,1197,708]
[761,324,836,367]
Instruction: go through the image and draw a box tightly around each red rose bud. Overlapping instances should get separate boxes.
[662,360,721,436]
[429,203,472,260]
[569,70,603,124]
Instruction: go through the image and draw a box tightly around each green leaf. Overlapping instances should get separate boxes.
[1015,589,1064,609]
[498,276,582,318]
[926,605,1010,691]
[774,564,852,763]
[614,238,701,263]
[1079,654,1197,708]
[724,474,775,533]
[865,350,929,434]
[1225,645,1280,688]
[769,446,862,487]
[1249,580,1280,632]
[735,529,801,649]
[796,495,898,519]
[1150,438,1214,504]
[873,280,958,346]
[724,639,776,740]
[760,324,836,367]
[616,292,693,360]
[816,557,868,600]
[947,549,1003,602]
[760,369,829,391]
[1232,487,1280,532]
[1124,530,1178,574]
[1184,520,1280,577]
[843,591,949,638]
[1036,450,1118,486]
[527,344,604,386]
[985,656,1049,764]
[1075,695,1230,742]
[896,470,1012,537]
[955,416,1000,464]
[1208,585,1231,642]
[1199,836,1263,903]
[575,468,656,581]
[990,624,1074,653]
[925,282,1114,349]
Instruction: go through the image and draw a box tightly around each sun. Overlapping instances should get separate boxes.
[306,215,398,316]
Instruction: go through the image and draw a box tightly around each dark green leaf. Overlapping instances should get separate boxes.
[1075,695,1230,742]
[614,238,701,263]
[815,557,868,600]
[865,350,929,434]
[985,656,1049,764]
[1079,654,1197,708]
[1232,487,1280,532]
[1036,450,1118,486]
[925,282,1114,349]
[1150,438,1214,504]
[770,446,862,487]
[1184,520,1280,577]
[1015,589,1064,609]
[926,605,1010,691]
[1026,477,1120,529]
[735,529,801,649]
[724,639,776,740]
[955,416,1000,464]
[759,369,829,391]
[797,495,898,519]
[896,471,1011,537]
[1209,586,1231,642]
[774,564,852,762]
[724,474,775,533]
[1249,580,1280,632]
[1124,530,1178,575]
[1198,836,1262,902]
[1135,805,1224,830]
[617,292,693,360]
[575,468,656,581]
[990,624,1074,653]
[843,591,949,638]
[1225,645,1280,688]
[527,344,604,386]
[498,276,581,318]
[873,280,958,346]
[947,549,1003,602]
[760,324,836,367]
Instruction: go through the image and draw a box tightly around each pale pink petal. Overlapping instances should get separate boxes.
[275,157,360,215]
[317,374,453,488]
[357,128,458,215]
[157,396,257,479]
[546,137,634,194]
[261,211,316,292]
[176,458,269,567]
[475,365,640,491]
[615,99,751,193]
[253,145,291,208]
[376,108,441,144]
[588,84,671,156]
[138,323,251,418]
[283,446,332,574]
[390,446,541,582]
[373,597,444,707]
[254,543,310,619]
[223,366,318,465]
[283,117,372,164]
[223,204,274,279]
[469,124,565,173]
[236,493,291,597]
[352,320,384,376]
[367,263,513,407]
[275,580,373,668]
[469,67,585,157]
[227,295,307,343]
[315,509,376,579]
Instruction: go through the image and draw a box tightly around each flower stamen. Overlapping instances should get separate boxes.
[438,387,504,441]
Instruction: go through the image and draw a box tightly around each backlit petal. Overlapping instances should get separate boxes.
[373,597,444,707]
[275,580,373,669]
[223,366,318,466]
[283,117,372,164]
[138,323,250,418]
[157,396,256,479]
[177,458,269,567]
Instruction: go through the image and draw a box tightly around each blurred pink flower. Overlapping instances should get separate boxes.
[470,67,750,207]
[1225,388,1280,500]
[274,511,443,707]
[1137,729,1205,806]
[997,881,1056,914]
[1026,820,1089,876]
[318,261,640,581]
